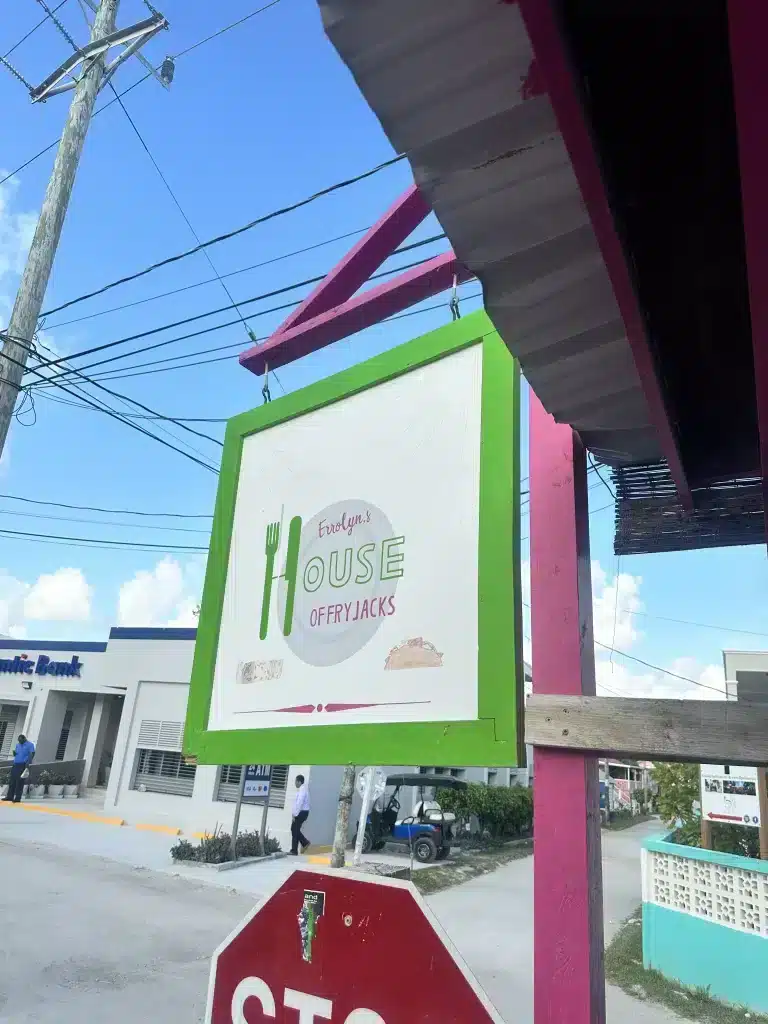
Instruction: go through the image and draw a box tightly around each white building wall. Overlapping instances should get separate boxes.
[103,641,320,851]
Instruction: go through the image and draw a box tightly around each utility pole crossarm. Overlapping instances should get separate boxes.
[79,0,171,90]
[30,12,166,102]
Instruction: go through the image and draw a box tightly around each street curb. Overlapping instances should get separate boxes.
[136,822,182,836]
[172,852,289,872]
[1,800,125,826]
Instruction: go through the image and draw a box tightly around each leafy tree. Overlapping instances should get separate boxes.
[652,763,700,846]
[652,762,760,858]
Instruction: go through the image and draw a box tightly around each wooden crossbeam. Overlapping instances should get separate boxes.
[525,695,768,765]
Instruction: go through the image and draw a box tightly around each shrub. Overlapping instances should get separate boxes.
[171,827,281,863]
[440,783,533,838]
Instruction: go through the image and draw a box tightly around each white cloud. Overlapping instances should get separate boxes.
[591,559,643,651]
[595,656,726,701]
[0,176,35,284]
[522,557,725,699]
[0,565,91,636]
[24,567,92,621]
[117,557,202,627]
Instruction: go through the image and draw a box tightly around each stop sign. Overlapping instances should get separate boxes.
[206,868,501,1022]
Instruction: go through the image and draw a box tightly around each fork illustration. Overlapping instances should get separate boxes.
[259,522,280,640]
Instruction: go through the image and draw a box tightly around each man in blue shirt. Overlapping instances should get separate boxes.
[6,734,35,803]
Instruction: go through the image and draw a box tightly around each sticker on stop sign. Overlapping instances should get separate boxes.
[206,867,502,1022]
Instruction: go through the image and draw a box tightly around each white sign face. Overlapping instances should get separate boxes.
[243,764,271,799]
[207,345,482,733]
[700,764,761,828]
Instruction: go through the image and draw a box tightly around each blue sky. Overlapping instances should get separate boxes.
[1,0,767,698]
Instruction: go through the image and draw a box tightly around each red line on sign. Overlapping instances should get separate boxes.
[707,812,743,822]
[237,700,433,715]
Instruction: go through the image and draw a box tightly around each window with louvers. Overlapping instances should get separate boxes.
[215,764,290,809]
[132,718,194,796]
[133,748,196,796]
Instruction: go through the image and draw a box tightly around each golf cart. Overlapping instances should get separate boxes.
[358,773,466,863]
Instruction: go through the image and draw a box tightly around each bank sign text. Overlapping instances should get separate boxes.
[0,654,83,677]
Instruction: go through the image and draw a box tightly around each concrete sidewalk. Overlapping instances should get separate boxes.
[428,818,679,1023]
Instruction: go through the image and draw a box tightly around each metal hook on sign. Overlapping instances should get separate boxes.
[449,273,461,321]
[262,363,272,404]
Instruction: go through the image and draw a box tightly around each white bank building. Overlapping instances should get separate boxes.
[0,628,531,849]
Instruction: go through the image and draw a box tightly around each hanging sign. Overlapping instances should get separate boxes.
[184,311,523,767]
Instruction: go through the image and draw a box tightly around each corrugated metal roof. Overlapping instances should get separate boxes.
[318,0,662,465]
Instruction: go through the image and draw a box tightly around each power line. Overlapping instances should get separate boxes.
[37,283,483,387]
[172,0,282,59]
[3,1,69,59]
[106,83,286,391]
[619,608,768,640]
[0,71,152,189]
[27,241,450,387]
[38,392,230,422]
[520,500,614,541]
[26,2,228,454]
[0,339,219,472]
[522,600,726,696]
[39,154,407,319]
[588,453,616,500]
[0,0,284,189]
[45,225,371,330]
[592,640,727,696]
[0,506,210,533]
[0,491,212,518]
[0,525,207,552]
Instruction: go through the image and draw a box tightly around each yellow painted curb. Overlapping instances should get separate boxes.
[1,801,124,826]
[191,831,214,840]
[306,855,331,865]
[135,822,182,836]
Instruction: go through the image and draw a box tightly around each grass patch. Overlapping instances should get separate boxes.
[411,840,532,895]
[606,908,767,1023]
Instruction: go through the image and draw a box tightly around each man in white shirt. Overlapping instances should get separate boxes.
[290,773,311,855]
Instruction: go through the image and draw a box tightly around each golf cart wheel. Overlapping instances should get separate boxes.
[414,836,437,863]
[435,847,449,861]
[361,828,374,854]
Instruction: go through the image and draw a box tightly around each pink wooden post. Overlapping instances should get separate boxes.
[530,391,606,1024]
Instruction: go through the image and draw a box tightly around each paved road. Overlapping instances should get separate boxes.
[0,811,677,1023]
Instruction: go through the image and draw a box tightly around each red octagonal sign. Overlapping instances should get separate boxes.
[206,867,502,1023]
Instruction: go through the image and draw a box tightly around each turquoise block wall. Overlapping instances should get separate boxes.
[643,902,768,1013]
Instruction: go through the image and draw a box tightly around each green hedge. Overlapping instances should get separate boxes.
[440,782,533,838]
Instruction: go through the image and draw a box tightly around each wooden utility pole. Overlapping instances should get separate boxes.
[0,0,121,456]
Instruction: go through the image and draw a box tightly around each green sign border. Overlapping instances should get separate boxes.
[184,310,523,767]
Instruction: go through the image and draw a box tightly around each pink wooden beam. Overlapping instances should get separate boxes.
[272,184,430,339]
[530,391,606,1024]
[727,2,768,543]
[517,0,692,510]
[239,252,473,376]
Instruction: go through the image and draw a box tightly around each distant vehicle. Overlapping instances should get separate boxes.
[358,772,466,863]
